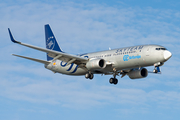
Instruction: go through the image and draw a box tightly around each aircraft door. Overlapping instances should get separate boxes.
[144,46,152,64]
[146,46,151,57]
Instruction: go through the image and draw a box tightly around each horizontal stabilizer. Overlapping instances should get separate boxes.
[12,54,51,64]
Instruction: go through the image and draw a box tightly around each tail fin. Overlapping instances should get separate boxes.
[45,24,63,61]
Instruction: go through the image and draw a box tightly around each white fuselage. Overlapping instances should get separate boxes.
[45,44,171,75]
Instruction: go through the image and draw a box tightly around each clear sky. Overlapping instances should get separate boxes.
[1,0,180,120]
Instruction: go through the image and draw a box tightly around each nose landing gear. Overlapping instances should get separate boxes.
[153,66,161,73]
[153,62,162,73]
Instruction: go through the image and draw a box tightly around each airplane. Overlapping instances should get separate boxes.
[8,24,172,85]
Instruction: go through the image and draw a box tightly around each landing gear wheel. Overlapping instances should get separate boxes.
[85,73,90,79]
[113,78,118,85]
[109,78,118,85]
[109,78,114,84]
[153,69,158,73]
[89,74,94,79]
[85,73,94,80]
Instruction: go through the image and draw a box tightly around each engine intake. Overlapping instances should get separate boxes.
[127,68,148,79]
[86,58,106,70]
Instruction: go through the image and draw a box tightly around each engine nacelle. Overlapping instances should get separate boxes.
[127,68,148,79]
[86,58,106,70]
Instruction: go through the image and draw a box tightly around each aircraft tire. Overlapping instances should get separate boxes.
[85,73,94,79]
[85,73,90,79]
[113,78,118,85]
[153,69,158,73]
[89,73,94,79]
[109,78,114,84]
[109,78,118,85]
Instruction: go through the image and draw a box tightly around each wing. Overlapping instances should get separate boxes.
[8,28,88,65]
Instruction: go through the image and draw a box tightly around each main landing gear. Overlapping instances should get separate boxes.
[109,72,118,85]
[109,78,118,85]
[85,73,94,79]
[85,71,119,85]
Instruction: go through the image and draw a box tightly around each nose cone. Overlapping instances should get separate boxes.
[163,50,172,60]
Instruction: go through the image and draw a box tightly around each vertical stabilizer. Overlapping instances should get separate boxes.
[45,24,63,61]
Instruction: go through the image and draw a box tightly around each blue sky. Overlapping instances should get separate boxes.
[1,0,180,120]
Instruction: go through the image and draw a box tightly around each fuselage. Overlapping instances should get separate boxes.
[45,44,171,75]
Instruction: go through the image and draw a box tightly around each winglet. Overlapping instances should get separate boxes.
[8,28,21,43]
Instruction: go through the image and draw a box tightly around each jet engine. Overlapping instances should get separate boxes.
[127,68,148,79]
[86,58,106,70]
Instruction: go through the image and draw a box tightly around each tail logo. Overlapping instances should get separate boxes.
[47,36,55,49]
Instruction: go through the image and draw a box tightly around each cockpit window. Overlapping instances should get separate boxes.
[161,48,167,50]
[156,48,160,50]
[155,48,167,50]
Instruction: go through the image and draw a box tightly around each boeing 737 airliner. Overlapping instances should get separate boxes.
[8,24,172,85]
